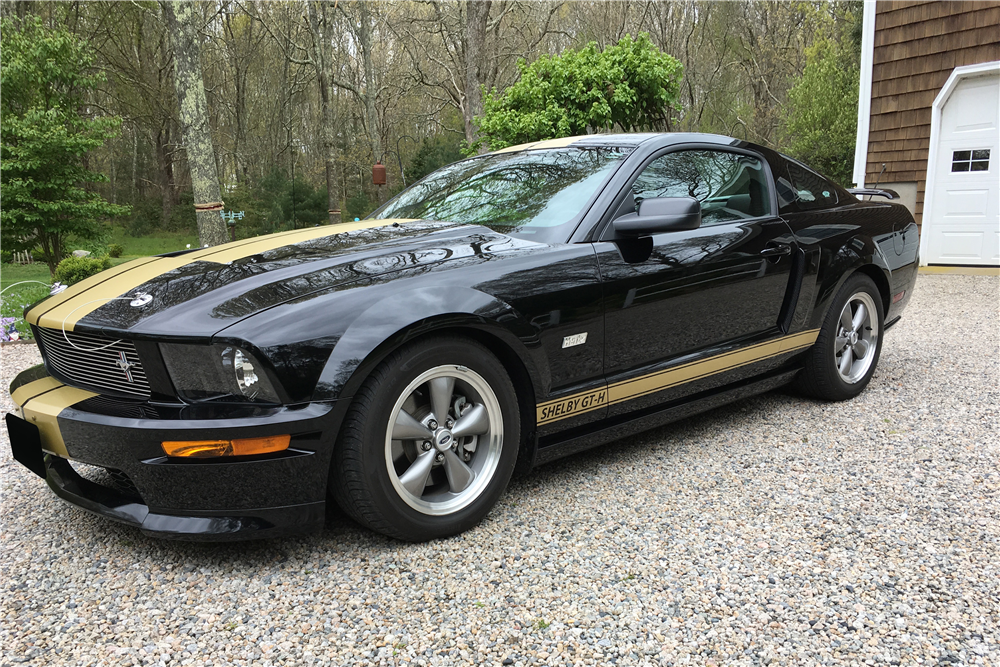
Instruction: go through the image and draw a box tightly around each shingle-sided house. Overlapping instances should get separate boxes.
[853,0,1000,266]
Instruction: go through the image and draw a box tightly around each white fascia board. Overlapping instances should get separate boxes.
[853,0,877,188]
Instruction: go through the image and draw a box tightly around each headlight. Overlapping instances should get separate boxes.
[160,343,282,404]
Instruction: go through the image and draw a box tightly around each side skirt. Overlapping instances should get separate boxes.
[533,368,800,466]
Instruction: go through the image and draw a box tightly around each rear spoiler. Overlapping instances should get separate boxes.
[848,187,899,201]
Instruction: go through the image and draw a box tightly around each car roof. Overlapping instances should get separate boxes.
[489,132,743,154]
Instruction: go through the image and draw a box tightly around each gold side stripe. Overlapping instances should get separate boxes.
[536,330,820,425]
[29,219,415,332]
[12,377,97,458]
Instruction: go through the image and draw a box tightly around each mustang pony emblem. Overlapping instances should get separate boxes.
[116,351,136,383]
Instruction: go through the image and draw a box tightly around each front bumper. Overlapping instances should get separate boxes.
[7,367,339,541]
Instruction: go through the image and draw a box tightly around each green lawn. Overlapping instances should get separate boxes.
[1,263,52,340]
[1,229,198,341]
[108,227,199,258]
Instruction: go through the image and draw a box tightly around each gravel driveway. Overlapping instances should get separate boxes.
[2,273,997,667]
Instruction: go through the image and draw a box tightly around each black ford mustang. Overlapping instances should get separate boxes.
[7,133,919,541]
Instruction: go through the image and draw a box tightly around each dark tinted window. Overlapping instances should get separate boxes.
[630,150,772,225]
[952,149,990,172]
[373,147,630,241]
[786,162,838,210]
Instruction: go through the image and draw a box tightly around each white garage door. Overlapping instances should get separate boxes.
[925,71,1000,266]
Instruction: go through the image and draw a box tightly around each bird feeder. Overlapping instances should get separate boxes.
[372,161,387,186]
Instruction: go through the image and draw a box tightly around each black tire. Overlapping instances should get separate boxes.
[797,272,885,401]
[330,336,520,541]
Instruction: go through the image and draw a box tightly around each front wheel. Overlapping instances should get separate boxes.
[331,336,520,541]
[797,273,884,401]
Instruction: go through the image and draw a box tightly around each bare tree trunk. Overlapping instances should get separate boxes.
[305,2,340,225]
[163,0,228,246]
[357,1,384,201]
[155,127,175,225]
[463,0,491,148]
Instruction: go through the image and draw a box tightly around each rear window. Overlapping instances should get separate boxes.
[786,162,838,210]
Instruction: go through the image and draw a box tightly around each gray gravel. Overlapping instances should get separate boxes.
[1,273,998,667]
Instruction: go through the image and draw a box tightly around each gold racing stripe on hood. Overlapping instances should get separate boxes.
[28,219,415,332]
[11,377,97,458]
[492,134,604,154]
[25,256,160,327]
[536,329,820,425]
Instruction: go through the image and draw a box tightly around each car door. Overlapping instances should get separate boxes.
[593,147,800,417]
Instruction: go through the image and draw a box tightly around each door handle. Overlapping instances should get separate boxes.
[760,244,792,258]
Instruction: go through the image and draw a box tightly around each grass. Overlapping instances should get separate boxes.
[1,263,53,340]
[107,227,199,258]
[1,229,196,340]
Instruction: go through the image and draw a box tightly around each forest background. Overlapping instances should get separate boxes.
[0,0,861,253]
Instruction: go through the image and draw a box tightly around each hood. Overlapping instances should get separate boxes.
[26,219,537,339]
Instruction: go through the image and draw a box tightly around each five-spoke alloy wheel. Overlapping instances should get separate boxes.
[833,291,879,385]
[332,336,520,541]
[385,365,503,515]
[798,272,885,401]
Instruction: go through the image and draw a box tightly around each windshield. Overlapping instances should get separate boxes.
[372,146,631,242]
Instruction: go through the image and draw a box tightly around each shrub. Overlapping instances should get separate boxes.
[108,243,124,258]
[55,255,112,285]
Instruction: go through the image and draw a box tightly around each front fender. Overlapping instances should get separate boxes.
[313,286,544,403]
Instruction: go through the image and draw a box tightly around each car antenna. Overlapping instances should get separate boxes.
[869,163,886,200]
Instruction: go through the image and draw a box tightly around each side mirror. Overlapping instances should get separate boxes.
[613,196,701,236]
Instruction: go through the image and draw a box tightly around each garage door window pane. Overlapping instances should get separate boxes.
[953,149,990,172]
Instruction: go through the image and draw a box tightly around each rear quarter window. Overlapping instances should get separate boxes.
[786,162,839,210]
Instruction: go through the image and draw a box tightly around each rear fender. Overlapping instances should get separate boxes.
[809,235,891,330]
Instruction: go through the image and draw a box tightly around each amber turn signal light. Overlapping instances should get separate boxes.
[161,434,290,458]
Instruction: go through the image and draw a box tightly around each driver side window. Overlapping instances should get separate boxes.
[630,150,773,225]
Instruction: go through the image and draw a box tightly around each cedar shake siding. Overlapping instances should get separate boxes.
[865,1,1000,225]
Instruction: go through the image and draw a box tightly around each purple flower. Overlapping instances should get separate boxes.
[0,317,18,343]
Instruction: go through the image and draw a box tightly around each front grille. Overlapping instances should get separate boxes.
[36,327,151,399]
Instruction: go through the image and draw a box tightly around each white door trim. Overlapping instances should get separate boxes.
[852,0,877,188]
[920,60,1000,266]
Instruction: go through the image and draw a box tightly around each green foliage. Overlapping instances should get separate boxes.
[126,198,163,237]
[474,33,683,151]
[167,192,198,233]
[406,133,466,183]
[0,17,131,277]
[783,38,859,187]
[108,243,124,258]
[54,255,113,286]
[345,192,376,221]
[279,178,329,227]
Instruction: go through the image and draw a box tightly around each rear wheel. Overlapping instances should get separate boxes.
[797,273,884,401]
[331,336,520,541]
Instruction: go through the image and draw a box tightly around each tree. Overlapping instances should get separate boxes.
[396,1,564,147]
[783,38,859,186]
[475,33,683,150]
[0,16,130,277]
[163,0,228,246]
